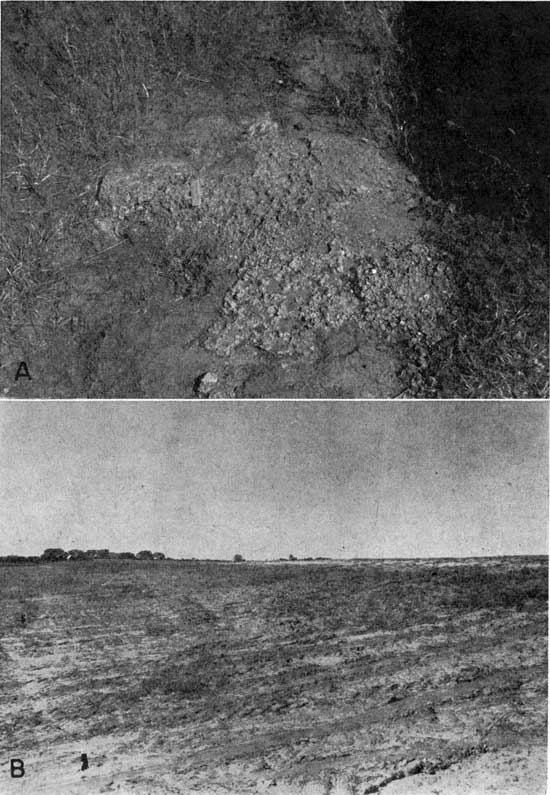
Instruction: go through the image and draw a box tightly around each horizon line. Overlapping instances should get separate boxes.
[1,552,547,562]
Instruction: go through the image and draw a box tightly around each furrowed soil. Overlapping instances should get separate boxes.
[0,558,546,794]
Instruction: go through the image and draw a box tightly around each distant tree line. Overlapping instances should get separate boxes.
[0,548,168,564]
[0,550,333,565]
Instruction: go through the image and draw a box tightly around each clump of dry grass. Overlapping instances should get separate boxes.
[403,203,548,398]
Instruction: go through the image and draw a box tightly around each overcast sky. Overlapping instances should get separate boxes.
[0,401,546,559]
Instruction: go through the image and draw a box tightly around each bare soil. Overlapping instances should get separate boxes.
[0,557,546,793]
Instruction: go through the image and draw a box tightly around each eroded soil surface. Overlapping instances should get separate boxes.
[0,558,546,793]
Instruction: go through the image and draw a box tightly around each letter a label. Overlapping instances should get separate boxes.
[15,362,31,381]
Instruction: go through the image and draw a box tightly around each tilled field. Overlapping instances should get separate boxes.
[0,558,547,794]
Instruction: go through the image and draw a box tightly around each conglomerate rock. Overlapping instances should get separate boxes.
[95,113,457,395]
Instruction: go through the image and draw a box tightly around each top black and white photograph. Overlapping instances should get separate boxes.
[1,1,548,398]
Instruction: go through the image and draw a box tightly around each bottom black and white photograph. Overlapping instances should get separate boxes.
[0,400,547,794]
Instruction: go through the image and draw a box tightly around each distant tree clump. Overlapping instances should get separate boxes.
[233,554,245,563]
[85,549,110,559]
[8,548,170,563]
[1,555,31,564]
[67,549,88,560]
[41,548,68,561]
[289,554,297,561]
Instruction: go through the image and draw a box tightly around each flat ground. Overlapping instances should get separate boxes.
[0,558,547,794]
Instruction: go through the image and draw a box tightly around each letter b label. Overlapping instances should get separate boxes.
[10,758,25,777]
